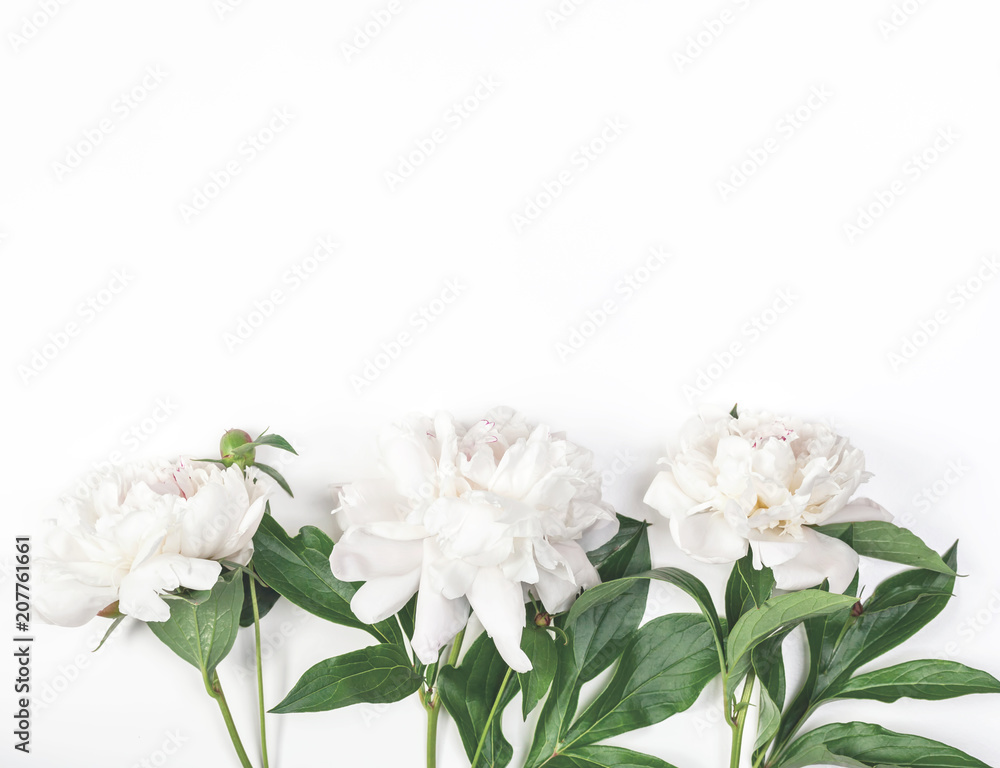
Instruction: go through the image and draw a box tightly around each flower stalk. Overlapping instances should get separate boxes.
[729,671,756,768]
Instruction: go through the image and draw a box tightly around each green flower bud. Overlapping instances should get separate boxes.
[534,611,552,628]
[220,428,255,469]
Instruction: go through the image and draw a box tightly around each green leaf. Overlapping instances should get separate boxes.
[828,660,1000,703]
[725,552,775,628]
[754,684,782,754]
[93,616,125,652]
[587,516,649,582]
[730,403,739,418]
[254,462,293,497]
[548,745,681,768]
[523,635,585,768]
[772,544,958,756]
[773,722,991,768]
[813,521,956,576]
[253,433,298,454]
[438,633,520,768]
[525,523,651,768]
[750,629,789,763]
[727,590,857,675]
[147,568,243,676]
[568,568,725,667]
[815,543,958,696]
[519,626,558,719]
[251,515,402,645]
[239,571,282,628]
[559,614,720,749]
[270,644,421,713]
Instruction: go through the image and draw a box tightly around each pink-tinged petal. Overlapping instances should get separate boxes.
[411,589,470,666]
[669,511,748,564]
[770,528,859,593]
[330,530,424,582]
[467,567,532,673]
[119,555,221,622]
[643,471,698,519]
[823,497,893,525]
[351,571,421,624]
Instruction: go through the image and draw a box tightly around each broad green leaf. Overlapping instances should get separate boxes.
[148,568,243,677]
[725,553,775,628]
[523,641,584,768]
[524,521,651,768]
[813,521,956,576]
[829,660,1000,703]
[773,544,958,756]
[754,684,782,754]
[238,571,282,628]
[773,721,991,768]
[569,520,651,684]
[559,614,720,749]
[730,403,739,418]
[568,568,725,668]
[270,644,421,713]
[519,626,558,719]
[815,543,958,696]
[251,515,402,645]
[750,629,789,763]
[438,633,520,768]
[547,745,681,768]
[727,590,857,674]
[587,516,649,582]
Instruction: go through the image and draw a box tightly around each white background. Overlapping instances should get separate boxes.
[3,1,999,766]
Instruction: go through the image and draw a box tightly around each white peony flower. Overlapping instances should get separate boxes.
[37,459,270,626]
[643,407,891,593]
[330,407,619,673]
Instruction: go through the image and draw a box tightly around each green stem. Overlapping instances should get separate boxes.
[207,671,255,768]
[729,671,756,768]
[427,700,441,768]
[250,570,270,768]
[425,628,467,768]
[470,667,513,768]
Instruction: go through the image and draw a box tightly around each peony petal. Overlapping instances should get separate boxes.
[119,555,221,622]
[643,471,698,519]
[823,497,893,525]
[669,511,748,564]
[330,530,424,582]
[351,571,421,624]
[770,528,859,593]
[466,567,532,672]
[411,588,470,666]
[747,531,806,568]
[34,560,118,627]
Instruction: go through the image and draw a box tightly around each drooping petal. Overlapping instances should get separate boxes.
[823,497,893,525]
[410,588,470,665]
[34,560,118,627]
[119,555,221,622]
[669,511,748,564]
[643,471,698,519]
[351,571,421,624]
[769,528,859,593]
[330,530,424,582]
[466,567,531,672]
